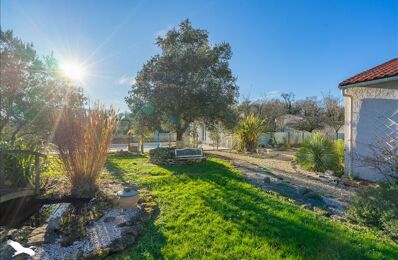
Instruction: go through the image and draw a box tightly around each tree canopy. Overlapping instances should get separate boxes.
[0,29,86,147]
[126,19,239,141]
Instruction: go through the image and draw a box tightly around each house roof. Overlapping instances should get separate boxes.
[339,58,398,87]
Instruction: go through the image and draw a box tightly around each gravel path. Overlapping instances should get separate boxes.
[207,150,367,216]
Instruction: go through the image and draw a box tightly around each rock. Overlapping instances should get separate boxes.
[263,177,271,183]
[300,188,322,200]
[109,238,124,252]
[0,227,7,242]
[330,215,343,221]
[47,218,61,232]
[325,170,334,176]
[9,226,34,242]
[313,207,330,216]
[0,241,13,259]
[299,188,311,195]
[301,204,313,210]
[7,229,18,239]
[103,216,116,223]
[121,226,138,237]
[28,224,53,245]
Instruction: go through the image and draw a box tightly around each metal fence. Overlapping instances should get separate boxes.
[200,131,344,150]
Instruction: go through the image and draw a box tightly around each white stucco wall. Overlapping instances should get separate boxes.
[343,80,398,182]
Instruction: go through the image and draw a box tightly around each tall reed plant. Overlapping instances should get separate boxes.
[53,103,118,196]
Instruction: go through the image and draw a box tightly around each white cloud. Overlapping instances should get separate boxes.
[115,75,136,86]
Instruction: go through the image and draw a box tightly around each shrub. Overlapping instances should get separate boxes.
[149,147,176,164]
[236,115,267,153]
[335,139,344,174]
[53,104,118,197]
[347,185,398,238]
[0,140,46,188]
[295,134,339,172]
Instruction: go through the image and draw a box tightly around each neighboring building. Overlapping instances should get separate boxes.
[338,58,398,182]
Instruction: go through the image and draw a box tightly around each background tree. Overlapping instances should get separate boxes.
[126,99,160,153]
[126,20,238,147]
[322,94,344,139]
[280,92,295,114]
[209,123,226,150]
[237,98,286,131]
[293,97,323,132]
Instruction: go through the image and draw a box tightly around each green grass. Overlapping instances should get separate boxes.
[105,156,397,259]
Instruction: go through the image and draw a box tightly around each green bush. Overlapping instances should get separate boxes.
[236,114,267,153]
[347,185,398,238]
[0,140,45,188]
[295,134,339,172]
[149,147,176,164]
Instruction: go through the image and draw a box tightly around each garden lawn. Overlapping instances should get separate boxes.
[106,156,398,259]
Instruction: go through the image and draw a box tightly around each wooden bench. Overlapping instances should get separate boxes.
[175,148,206,162]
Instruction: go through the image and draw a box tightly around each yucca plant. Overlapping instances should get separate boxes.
[295,134,339,172]
[53,103,118,197]
[236,114,267,153]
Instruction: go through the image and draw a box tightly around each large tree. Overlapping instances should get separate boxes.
[0,30,85,146]
[126,20,238,145]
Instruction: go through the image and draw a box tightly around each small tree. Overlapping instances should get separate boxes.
[293,97,324,132]
[126,19,238,147]
[323,94,344,139]
[187,122,201,148]
[357,136,398,184]
[53,104,118,197]
[126,100,160,153]
[209,123,224,150]
[281,92,295,114]
[237,98,286,131]
[236,115,267,153]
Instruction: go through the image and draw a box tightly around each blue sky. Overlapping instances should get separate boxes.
[1,0,397,111]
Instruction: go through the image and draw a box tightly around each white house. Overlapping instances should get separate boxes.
[339,58,398,182]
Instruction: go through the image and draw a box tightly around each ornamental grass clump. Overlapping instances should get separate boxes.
[295,134,339,173]
[53,104,118,197]
[236,114,267,153]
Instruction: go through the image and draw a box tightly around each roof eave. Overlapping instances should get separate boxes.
[338,75,398,89]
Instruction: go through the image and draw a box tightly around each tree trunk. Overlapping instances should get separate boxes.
[176,130,184,148]
[140,134,145,153]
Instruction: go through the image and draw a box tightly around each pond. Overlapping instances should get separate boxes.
[0,196,91,228]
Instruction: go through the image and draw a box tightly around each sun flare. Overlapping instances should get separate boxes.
[60,61,87,81]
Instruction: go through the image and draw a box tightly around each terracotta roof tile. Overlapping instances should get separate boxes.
[339,58,398,87]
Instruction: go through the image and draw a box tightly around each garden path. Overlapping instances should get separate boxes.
[206,150,373,216]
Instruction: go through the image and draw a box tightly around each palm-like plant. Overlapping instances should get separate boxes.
[53,103,118,197]
[236,114,267,153]
[295,134,339,172]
